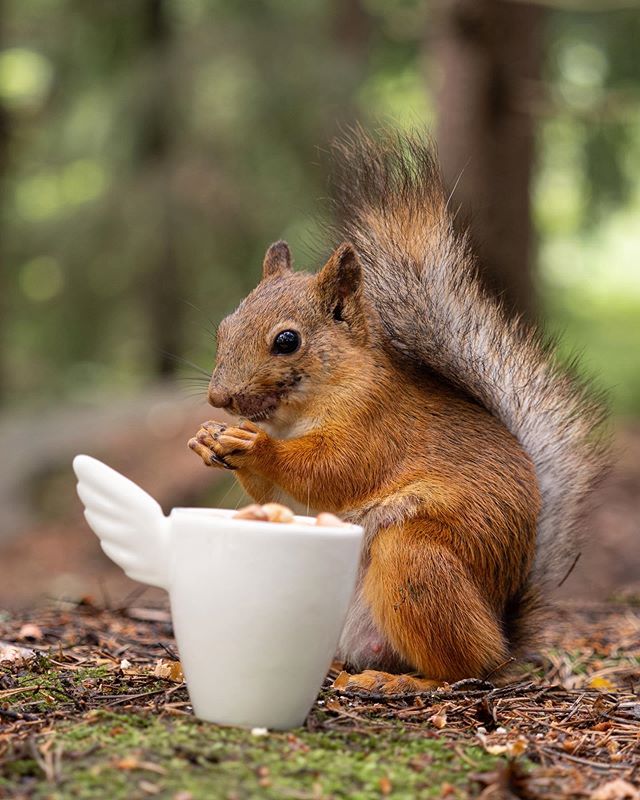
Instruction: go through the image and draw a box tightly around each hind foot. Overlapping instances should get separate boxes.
[333,669,440,695]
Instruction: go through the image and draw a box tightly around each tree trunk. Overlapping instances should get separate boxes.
[433,0,544,317]
[0,0,9,403]
[140,0,181,377]
[332,0,371,125]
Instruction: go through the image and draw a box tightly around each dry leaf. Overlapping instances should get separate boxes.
[325,697,344,713]
[114,756,166,775]
[18,623,43,641]
[154,659,184,682]
[0,641,35,667]
[591,779,640,800]
[429,712,447,729]
[257,766,271,787]
[333,671,350,690]
[286,734,309,753]
[589,676,616,692]
[115,756,140,771]
[476,733,526,757]
[482,742,508,756]
[506,737,527,757]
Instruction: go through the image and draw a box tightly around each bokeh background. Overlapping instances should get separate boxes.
[0,0,638,608]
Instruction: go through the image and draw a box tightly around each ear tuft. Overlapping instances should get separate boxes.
[262,240,292,279]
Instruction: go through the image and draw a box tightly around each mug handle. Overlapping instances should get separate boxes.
[73,455,171,591]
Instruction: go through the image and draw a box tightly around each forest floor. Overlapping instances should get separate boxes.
[0,599,638,800]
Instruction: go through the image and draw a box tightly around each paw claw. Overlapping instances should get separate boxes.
[189,420,262,470]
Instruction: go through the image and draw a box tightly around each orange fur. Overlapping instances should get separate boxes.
[364,521,510,681]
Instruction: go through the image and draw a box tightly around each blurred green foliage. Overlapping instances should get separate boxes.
[1,1,639,413]
[536,7,640,414]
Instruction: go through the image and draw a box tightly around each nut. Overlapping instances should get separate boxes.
[315,512,348,527]
[261,503,295,523]
[232,503,295,523]
[233,504,270,521]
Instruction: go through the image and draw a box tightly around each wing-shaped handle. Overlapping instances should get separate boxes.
[73,455,171,590]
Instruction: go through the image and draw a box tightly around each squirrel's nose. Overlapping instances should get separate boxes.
[208,382,232,409]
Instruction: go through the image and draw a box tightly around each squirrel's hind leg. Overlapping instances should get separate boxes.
[334,669,439,695]
[350,520,509,688]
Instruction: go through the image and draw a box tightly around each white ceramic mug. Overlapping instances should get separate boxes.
[72,455,363,730]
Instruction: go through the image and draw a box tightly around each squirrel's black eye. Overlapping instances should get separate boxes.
[273,329,300,355]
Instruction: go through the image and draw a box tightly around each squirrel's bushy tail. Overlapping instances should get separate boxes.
[330,129,609,591]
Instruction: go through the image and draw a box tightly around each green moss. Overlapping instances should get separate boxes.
[3,710,508,800]
[4,662,117,716]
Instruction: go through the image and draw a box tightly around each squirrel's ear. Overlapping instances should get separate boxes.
[262,240,292,279]
[316,243,362,315]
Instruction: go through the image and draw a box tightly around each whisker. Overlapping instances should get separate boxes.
[161,351,211,378]
[184,318,219,340]
[179,393,212,407]
[181,298,219,337]
[182,392,209,401]
[216,479,241,509]
[175,376,210,386]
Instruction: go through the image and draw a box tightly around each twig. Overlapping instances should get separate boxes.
[98,687,170,706]
[560,692,585,723]
[0,707,39,721]
[482,657,516,682]
[538,746,630,772]
[158,642,179,661]
[0,685,41,700]
[29,737,63,783]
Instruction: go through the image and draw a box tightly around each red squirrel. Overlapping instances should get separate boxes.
[189,131,608,691]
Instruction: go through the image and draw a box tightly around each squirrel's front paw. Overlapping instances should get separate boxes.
[188,421,231,469]
[188,419,263,470]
